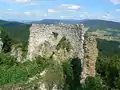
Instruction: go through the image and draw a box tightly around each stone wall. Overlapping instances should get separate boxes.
[0,24,99,90]
[27,24,98,86]
[27,24,85,63]
[11,45,23,62]
[81,36,98,83]
[0,31,3,52]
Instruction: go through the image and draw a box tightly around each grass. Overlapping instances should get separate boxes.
[0,61,43,85]
[0,55,51,86]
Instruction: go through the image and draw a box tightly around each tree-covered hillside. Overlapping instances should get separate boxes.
[82,19,120,30]
[96,39,120,90]
[0,20,31,43]
[30,19,120,30]
[1,19,120,43]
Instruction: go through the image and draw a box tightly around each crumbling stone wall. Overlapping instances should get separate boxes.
[81,36,98,83]
[27,24,85,63]
[0,31,3,52]
[27,24,98,86]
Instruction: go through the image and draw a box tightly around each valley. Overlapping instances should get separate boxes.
[0,19,120,90]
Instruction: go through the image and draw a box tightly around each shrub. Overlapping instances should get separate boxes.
[0,55,52,85]
[56,36,72,52]
[83,76,104,90]
[0,29,12,53]
[96,39,120,89]
[0,53,17,66]
[62,58,82,90]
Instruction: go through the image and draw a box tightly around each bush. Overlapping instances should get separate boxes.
[96,39,120,89]
[0,55,52,85]
[62,58,82,90]
[0,28,12,53]
[56,36,72,52]
[83,76,104,90]
[0,53,17,66]
[0,61,44,85]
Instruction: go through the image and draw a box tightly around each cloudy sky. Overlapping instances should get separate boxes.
[0,0,120,21]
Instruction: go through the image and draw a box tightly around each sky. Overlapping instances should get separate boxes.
[0,0,120,22]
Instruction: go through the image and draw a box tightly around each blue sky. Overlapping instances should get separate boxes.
[0,0,120,21]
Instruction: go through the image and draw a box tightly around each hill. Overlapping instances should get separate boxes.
[30,19,82,24]
[0,20,31,42]
[30,19,120,30]
[1,19,120,42]
[30,19,120,37]
[82,19,120,30]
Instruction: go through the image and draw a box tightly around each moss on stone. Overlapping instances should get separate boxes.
[56,36,72,52]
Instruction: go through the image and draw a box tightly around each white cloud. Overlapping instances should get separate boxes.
[8,9,13,11]
[105,12,111,16]
[0,10,49,20]
[79,12,89,19]
[15,0,31,3]
[44,13,47,16]
[116,9,120,12]
[79,15,86,19]
[13,0,38,5]
[48,9,56,13]
[26,2,37,5]
[102,15,109,19]
[101,12,114,19]
[110,0,120,4]
[60,15,72,19]
[24,11,31,15]
[79,15,85,18]
[60,4,80,11]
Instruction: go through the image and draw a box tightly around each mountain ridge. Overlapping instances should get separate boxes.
[0,19,120,42]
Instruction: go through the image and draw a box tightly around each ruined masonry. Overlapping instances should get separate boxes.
[27,24,98,83]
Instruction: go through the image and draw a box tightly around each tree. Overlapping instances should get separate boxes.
[83,76,104,90]
[0,27,12,53]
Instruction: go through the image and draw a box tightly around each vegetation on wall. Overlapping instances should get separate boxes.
[56,36,72,52]
[61,39,120,90]
[63,58,82,90]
